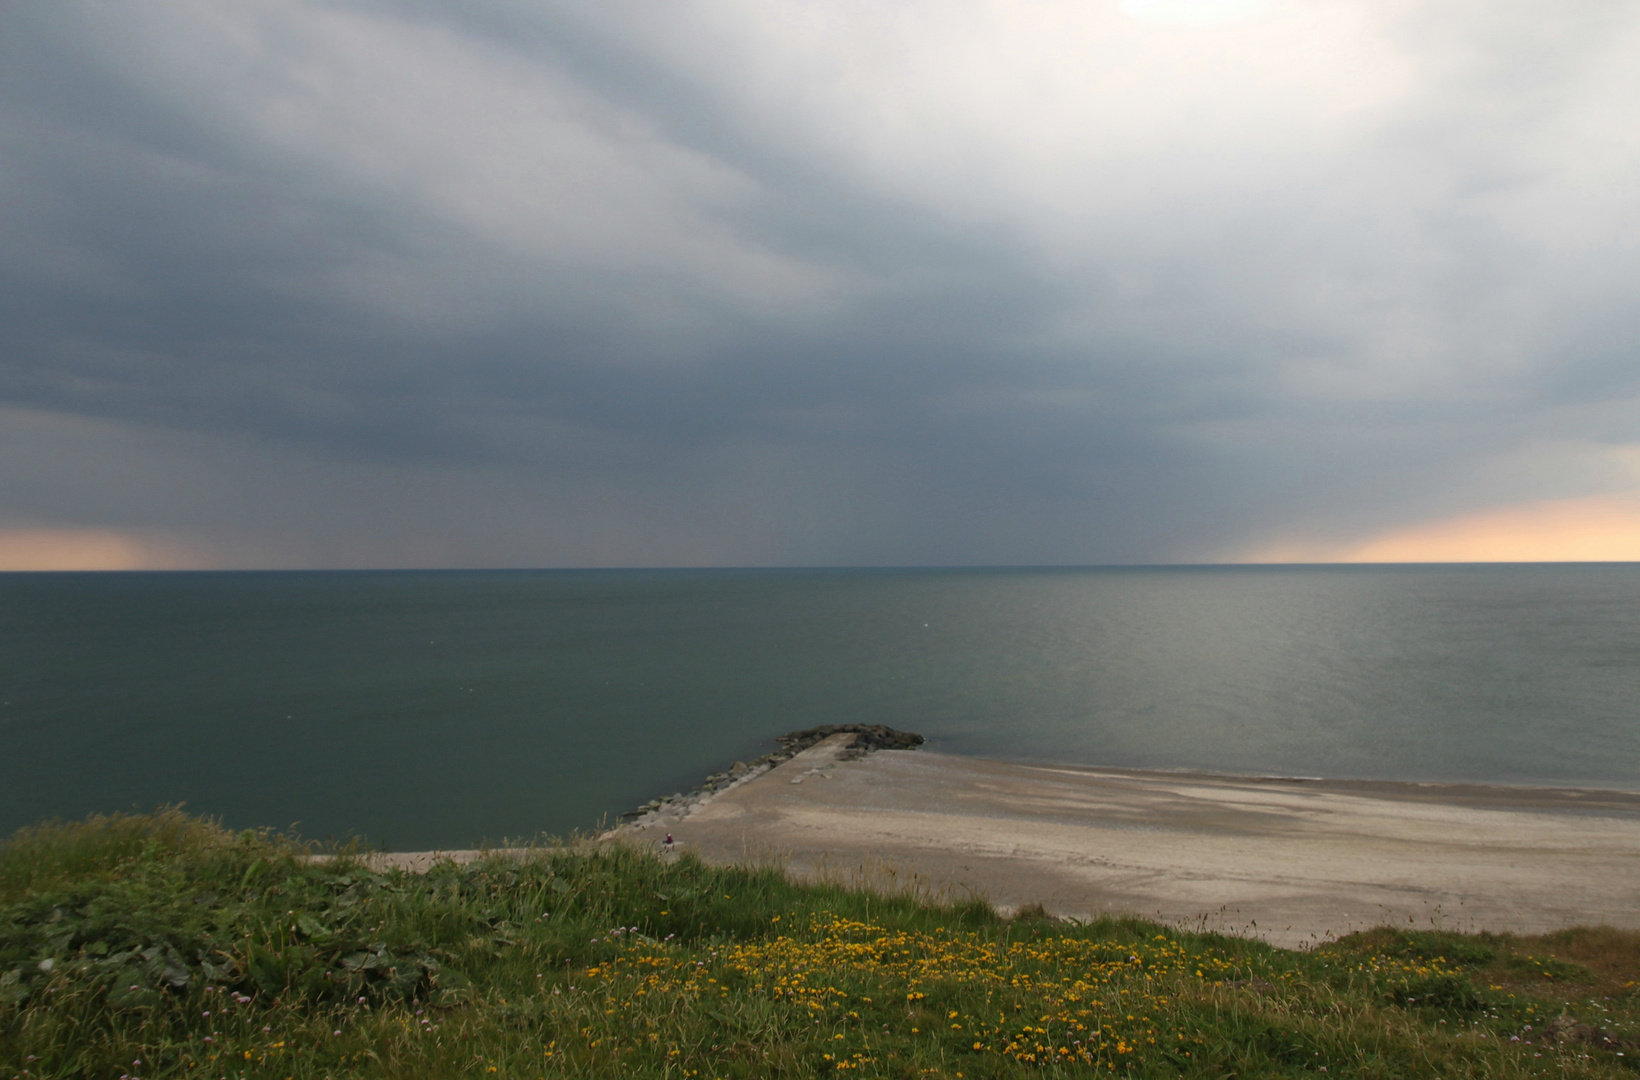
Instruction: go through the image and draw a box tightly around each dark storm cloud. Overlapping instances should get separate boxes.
[2,0,1638,566]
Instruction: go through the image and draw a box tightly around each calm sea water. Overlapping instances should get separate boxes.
[3,566,1638,849]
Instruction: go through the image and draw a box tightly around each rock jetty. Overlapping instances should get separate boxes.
[616,724,923,827]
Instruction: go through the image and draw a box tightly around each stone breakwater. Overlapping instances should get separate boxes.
[613,725,924,831]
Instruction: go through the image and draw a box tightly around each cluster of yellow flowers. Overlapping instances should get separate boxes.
[580,915,1247,1069]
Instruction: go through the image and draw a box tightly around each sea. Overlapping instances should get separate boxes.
[3,565,1638,850]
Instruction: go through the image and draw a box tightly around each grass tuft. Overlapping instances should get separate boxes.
[0,808,241,901]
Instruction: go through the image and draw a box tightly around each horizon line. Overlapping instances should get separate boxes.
[4,560,1638,574]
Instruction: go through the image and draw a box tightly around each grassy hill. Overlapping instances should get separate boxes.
[3,811,1637,1078]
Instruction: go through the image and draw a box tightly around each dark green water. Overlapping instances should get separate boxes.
[4,566,1639,849]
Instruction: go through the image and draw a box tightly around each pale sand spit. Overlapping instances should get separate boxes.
[620,734,1640,947]
[368,734,1640,948]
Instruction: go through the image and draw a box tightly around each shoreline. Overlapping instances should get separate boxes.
[929,759,1640,815]
[367,737,1640,946]
[936,758,1640,798]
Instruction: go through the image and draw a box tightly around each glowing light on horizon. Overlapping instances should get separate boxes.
[1244,493,1640,564]
[0,528,205,571]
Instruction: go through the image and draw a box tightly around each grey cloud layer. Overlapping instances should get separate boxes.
[3,0,1638,566]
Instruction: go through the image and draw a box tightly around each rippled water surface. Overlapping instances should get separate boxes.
[4,566,1638,848]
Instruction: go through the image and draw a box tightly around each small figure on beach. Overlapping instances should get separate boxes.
[663,833,673,848]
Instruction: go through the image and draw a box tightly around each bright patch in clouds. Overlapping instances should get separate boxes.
[1120,0,1271,26]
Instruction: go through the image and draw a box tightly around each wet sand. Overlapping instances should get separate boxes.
[611,735,1640,947]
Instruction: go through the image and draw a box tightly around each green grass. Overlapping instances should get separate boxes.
[4,812,1639,1078]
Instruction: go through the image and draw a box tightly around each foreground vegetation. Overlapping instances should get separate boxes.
[4,812,1639,1078]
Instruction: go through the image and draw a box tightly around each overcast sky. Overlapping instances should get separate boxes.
[3,0,1639,568]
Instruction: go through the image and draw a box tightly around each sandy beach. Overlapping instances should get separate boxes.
[603,735,1640,947]
[367,735,1640,948]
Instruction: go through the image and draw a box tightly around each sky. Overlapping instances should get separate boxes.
[2,0,1639,569]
